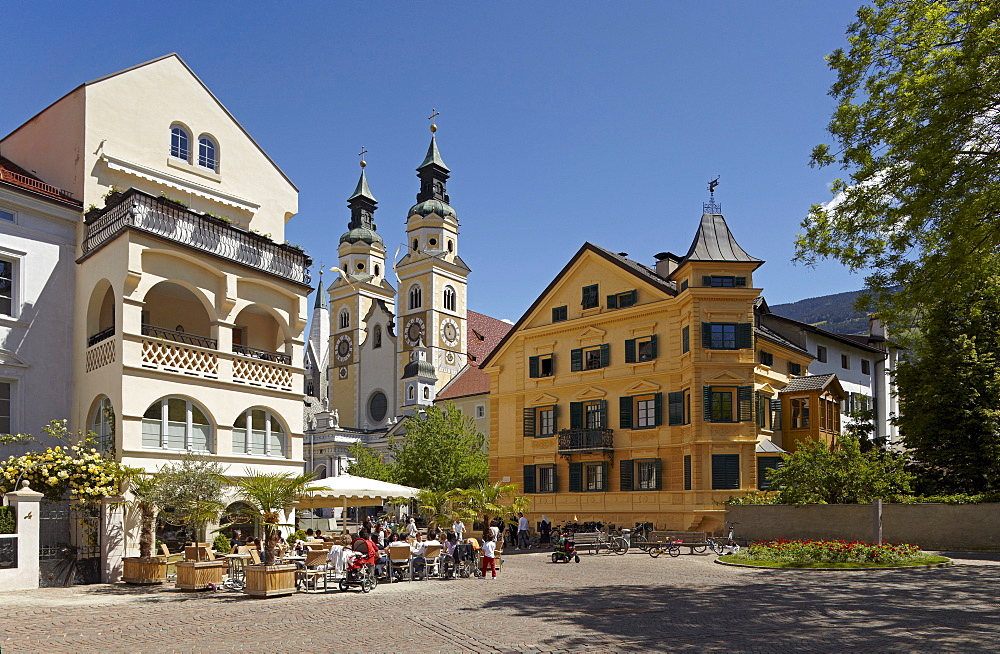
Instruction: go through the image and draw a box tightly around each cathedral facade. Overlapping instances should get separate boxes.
[303,130,485,477]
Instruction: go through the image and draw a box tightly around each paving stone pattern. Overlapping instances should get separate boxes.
[1,550,998,653]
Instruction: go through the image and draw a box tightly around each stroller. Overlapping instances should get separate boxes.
[453,542,481,578]
[551,532,581,563]
[339,541,379,593]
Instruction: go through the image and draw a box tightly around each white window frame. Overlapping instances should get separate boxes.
[475,404,486,419]
[0,379,12,435]
[142,397,213,452]
[197,134,219,171]
[89,396,114,451]
[0,254,16,319]
[233,407,286,458]
[170,124,191,162]
[0,206,15,223]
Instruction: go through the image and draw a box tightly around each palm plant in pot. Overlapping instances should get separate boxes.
[122,470,168,584]
[230,469,319,597]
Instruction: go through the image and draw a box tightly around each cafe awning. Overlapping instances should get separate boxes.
[296,474,421,510]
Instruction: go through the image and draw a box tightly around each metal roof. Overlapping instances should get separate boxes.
[682,213,762,263]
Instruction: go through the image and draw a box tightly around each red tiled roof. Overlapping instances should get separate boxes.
[466,310,513,367]
[436,310,513,401]
[0,156,80,206]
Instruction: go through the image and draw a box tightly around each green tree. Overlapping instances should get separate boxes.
[767,436,913,504]
[345,441,394,482]
[150,454,226,542]
[389,404,488,491]
[894,274,1000,494]
[798,0,1000,326]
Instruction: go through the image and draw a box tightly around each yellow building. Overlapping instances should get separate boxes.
[1,54,310,487]
[481,211,815,533]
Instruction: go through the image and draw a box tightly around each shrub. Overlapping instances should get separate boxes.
[0,506,14,534]
[732,539,923,565]
[212,533,231,554]
[286,529,307,546]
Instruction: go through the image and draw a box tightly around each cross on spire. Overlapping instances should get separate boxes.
[428,108,440,132]
[358,146,368,167]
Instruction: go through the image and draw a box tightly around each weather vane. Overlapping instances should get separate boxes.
[428,108,440,133]
[358,146,368,168]
[704,176,722,214]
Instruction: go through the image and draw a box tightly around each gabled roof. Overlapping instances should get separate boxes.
[756,324,812,358]
[762,307,885,354]
[466,310,513,365]
[436,364,489,401]
[681,213,761,264]
[779,373,844,397]
[480,242,676,369]
[2,53,297,192]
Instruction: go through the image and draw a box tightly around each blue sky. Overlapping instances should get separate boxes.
[2,1,866,322]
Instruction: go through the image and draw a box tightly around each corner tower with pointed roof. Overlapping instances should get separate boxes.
[329,164,398,430]
[395,128,471,414]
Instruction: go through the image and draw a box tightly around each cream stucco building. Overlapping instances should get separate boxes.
[1,54,311,487]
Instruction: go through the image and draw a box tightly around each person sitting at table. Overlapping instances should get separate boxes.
[442,531,458,578]
[315,529,325,540]
[305,528,315,538]
[411,532,441,580]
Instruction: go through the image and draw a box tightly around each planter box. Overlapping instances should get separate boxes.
[243,563,297,598]
[174,560,227,591]
[122,557,168,585]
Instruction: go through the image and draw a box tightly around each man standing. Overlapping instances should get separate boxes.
[517,512,530,550]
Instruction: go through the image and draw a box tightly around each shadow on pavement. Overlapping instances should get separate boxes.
[481,564,1000,651]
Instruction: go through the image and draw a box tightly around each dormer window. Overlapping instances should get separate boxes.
[170,125,191,161]
[198,135,218,171]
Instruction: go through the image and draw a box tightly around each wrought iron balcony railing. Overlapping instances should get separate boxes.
[141,324,217,350]
[87,326,115,347]
[82,188,311,286]
[233,343,291,365]
[556,428,614,452]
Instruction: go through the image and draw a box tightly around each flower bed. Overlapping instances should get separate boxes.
[725,539,945,567]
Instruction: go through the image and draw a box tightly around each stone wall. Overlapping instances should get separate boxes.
[726,503,1000,550]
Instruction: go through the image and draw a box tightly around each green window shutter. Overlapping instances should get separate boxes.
[569,462,583,492]
[736,323,753,349]
[682,326,690,353]
[703,386,713,422]
[683,455,692,490]
[653,392,663,426]
[738,386,754,422]
[654,458,663,491]
[702,275,712,286]
[771,398,782,431]
[712,454,740,490]
[619,396,633,429]
[757,456,782,490]
[600,462,609,491]
[570,348,583,371]
[552,465,559,493]
[570,402,583,429]
[551,404,559,432]
[755,391,764,427]
[600,343,610,368]
[620,459,634,491]
[668,391,684,426]
[650,334,658,358]
[628,289,638,306]
[735,276,747,287]
[702,323,713,348]
[522,407,536,438]
[625,338,636,363]
[598,400,608,427]
[528,356,539,378]
[607,294,618,309]
[523,465,536,494]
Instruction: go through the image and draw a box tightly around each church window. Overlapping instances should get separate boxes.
[448,240,454,253]
[89,396,114,451]
[423,387,430,400]
[373,324,382,348]
[368,392,388,423]
[142,397,213,452]
[232,407,287,457]
[374,264,380,276]
[443,286,456,311]
[170,124,190,161]
[429,238,437,247]
[197,135,218,171]
[408,385,415,400]
[409,285,422,310]
[412,238,419,251]
[357,262,365,271]
[339,310,349,330]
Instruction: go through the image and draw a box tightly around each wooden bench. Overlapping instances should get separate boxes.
[647,531,709,553]
[568,532,608,553]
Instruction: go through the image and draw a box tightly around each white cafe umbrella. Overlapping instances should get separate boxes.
[296,474,422,533]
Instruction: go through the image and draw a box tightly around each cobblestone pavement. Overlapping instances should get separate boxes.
[1,549,998,653]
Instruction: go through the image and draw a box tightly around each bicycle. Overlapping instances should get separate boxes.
[648,539,681,558]
[707,522,741,555]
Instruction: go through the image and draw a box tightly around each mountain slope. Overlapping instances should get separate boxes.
[769,289,869,335]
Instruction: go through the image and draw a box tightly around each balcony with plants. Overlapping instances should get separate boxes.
[81,188,311,287]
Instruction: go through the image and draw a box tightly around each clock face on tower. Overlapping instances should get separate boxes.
[440,318,459,345]
[405,317,425,347]
[335,334,353,362]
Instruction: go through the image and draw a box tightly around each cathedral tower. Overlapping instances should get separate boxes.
[328,161,397,430]
[395,125,470,412]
